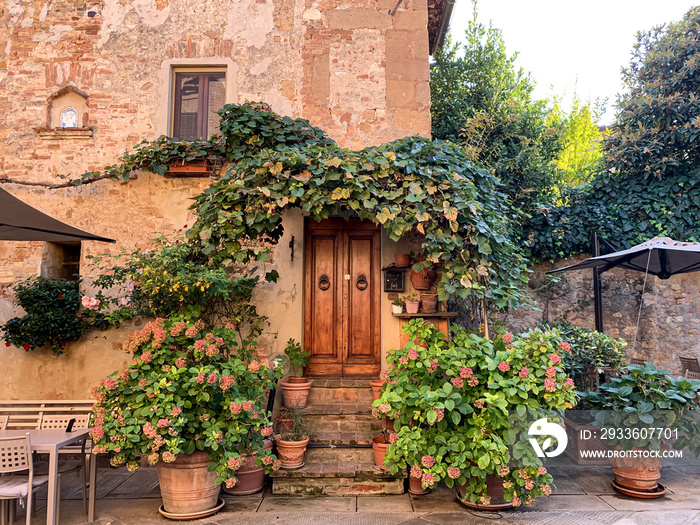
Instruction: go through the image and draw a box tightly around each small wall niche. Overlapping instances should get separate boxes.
[35,86,93,140]
[41,242,82,281]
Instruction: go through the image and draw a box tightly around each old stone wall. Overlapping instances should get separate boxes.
[506,255,700,376]
[0,0,432,399]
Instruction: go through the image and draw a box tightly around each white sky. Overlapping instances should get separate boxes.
[447,0,698,124]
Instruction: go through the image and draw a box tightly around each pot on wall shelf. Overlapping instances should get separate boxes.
[409,259,435,290]
[405,300,420,314]
[394,253,411,267]
[419,293,438,313]
[391,304,404,315]
[279,377,313,408]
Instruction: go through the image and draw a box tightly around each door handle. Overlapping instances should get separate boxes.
[318,275,330,291]
[356,274,368,291]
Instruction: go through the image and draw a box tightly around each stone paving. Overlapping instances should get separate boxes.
[14,463,699,524]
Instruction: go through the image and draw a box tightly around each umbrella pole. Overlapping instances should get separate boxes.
[592,232,604,332]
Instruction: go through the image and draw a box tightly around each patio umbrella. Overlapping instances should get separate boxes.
[548,237,700,280]
[0,187,115,243]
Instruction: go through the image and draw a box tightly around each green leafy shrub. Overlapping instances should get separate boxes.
[375,321,577,507]
[283,338,309,378]
[539,320,627,391]
[1,277,85,355]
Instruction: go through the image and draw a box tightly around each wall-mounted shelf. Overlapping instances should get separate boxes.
[392,312,457,318]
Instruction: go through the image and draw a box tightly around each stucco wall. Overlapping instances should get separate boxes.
[505,255,700,376]
[0,0,433,398]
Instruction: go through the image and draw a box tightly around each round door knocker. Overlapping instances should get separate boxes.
[356,274,368,291]
[318,275,330,291]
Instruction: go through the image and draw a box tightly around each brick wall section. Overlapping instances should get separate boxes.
[506,255,700,376]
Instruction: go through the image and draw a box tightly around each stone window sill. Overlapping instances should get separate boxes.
[35,128,94,140]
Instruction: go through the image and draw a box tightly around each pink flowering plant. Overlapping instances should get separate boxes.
[91,315,283,487]
[375,319,577,506]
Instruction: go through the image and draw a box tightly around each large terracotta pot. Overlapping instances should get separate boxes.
[409,260,435,290]
[279,377,313,408]
[458,474,512,511]
[370,379,384,401]
[222,439,273,496]
[408,475,428,495]
[275,435,310,470]
[610,446,663,492]
[156,451,221,515]
[372,435,390,470]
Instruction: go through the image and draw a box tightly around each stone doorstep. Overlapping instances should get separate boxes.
[307,379,374,388]
[305,445,373,463]
[271,461,403,480]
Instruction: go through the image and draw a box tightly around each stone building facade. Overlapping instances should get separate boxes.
[0,0,451,398]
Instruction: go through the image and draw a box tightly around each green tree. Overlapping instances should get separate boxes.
[603,7,700,179]
[430,6,563,215]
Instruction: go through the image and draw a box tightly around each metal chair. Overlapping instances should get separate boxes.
[680,355,700,375]
[685,370,700,380]
[35,414,90,515]
[0,434,54,525]
[0,417,7,431]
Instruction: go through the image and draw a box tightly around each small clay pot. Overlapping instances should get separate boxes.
[372,435,390,470]
[405,300,420,314]
[419,294,438,313]
[370,379,384,401]
[275,435,310,470]
[394,254,411,267]
[275,416,293,435]
[279,378,313,408]
[409,475,429,495]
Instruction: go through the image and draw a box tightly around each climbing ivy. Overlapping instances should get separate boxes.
[190,105,530,309]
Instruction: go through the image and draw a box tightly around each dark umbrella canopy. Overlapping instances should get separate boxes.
[548,237,700,279]
[0,187,115,243]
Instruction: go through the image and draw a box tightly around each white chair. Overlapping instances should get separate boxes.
[686,370,700,380]
[35,414,90,515]
[0,434,55,525]
[0,417,7,431]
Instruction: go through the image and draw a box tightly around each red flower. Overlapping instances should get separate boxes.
[23,342,30,350]
[58,293,64,299]
[5,342,10,347]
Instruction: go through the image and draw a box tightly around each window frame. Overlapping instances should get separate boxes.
[170,66,227,140]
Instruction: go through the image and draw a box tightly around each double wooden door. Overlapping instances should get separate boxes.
[304,218,381,377]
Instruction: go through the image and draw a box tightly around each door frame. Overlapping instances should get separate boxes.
[303,217,381,378]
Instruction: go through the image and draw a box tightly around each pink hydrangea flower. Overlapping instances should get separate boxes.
[143,422,157,439]
[467,377,480,387]
[140,351,153,364]
[224,478,236,488]
[170,322,186,336]
[538,467,547,475]
[474,399,485,409]
[447,467,461,479]
[525,480,535,490]
[227,457,242,470]
[242,401,254,412]
[261,426,273,437]
[91,426,105,440]
[459,367,473,378]
[117,370,128,381]
[421,472,436,488]
[543,485,552,495]
[138,378,148,387]
[174,357,187,368]
[273,459,282,470]
[427,360,438,373]
[205,345,218,357]
[421,455,435,468]
[506,343,515,349]
[451,377,464,388]
[502,332,512,343]
[196,373,205,384]
[157,418,169,429]
[104,378,118,390]
[545,366,556,378]
[399,356,409,365]
[519,367,530,378]
[544,378,557,392]
[229,403,242,414]
[378,403,390,414]
[205,333,215,342]
[549,353,562,365]
[408,349,418,360]
[498,361,510,373]
[410,464,423,478]
[171,407,182,417]
[194,339,206,351]
[435,408,444,422]
[248,360,261,372]
[207,373,217,384]
[185,326,197,338]
[559,341,571,353]
[388,432,398,443]
[219,375,235,391]
[565,378,575,388]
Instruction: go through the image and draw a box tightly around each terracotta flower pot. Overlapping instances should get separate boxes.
[279,377,313,408]
[405,300,420,314]
[419,294,438,313]
[156,451,221,515]
[222,439,273,496]
[275,435,310,470]
[370,379,384,401]
[610,446,663,493]
[372,435,390,470]
[409,475,429,495]
[409,260,435,291]
[166,158,212,175]
[458,473,512,511]
[394,254,411,267]
[275,416,293,435]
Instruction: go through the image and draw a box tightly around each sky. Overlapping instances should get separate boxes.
[447,0,697,124]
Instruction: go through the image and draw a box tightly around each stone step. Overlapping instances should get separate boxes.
[304,413,383,434]
[306,378,375,406]
[312,431,374,446]
[305,445,373,463]
[271,461,405,496]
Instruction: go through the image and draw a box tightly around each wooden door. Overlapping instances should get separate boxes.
[304,218,381,377]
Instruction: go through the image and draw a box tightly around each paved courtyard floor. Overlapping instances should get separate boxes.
[19,463,700,524]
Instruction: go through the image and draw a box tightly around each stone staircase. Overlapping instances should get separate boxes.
[271,379,406,495]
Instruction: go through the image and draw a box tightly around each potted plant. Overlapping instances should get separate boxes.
[419,292,438,313]
[370,369,391,401]
[279,338,313,408]
[579,363,700,497]
[539,321,628,465]
[274,407,315,470]
[403,294,420,314]
[374,320,577,508]
[391,298,405,315]
[223,437,274,496]
[91,316,282,517]
[394,253,411,267]
[275,407,294,434]
[409,257,435,291]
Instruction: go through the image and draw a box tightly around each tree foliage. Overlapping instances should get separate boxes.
[430,10,563,215]
[604,7,700,179]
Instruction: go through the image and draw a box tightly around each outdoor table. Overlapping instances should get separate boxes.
[0,428,97,524]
